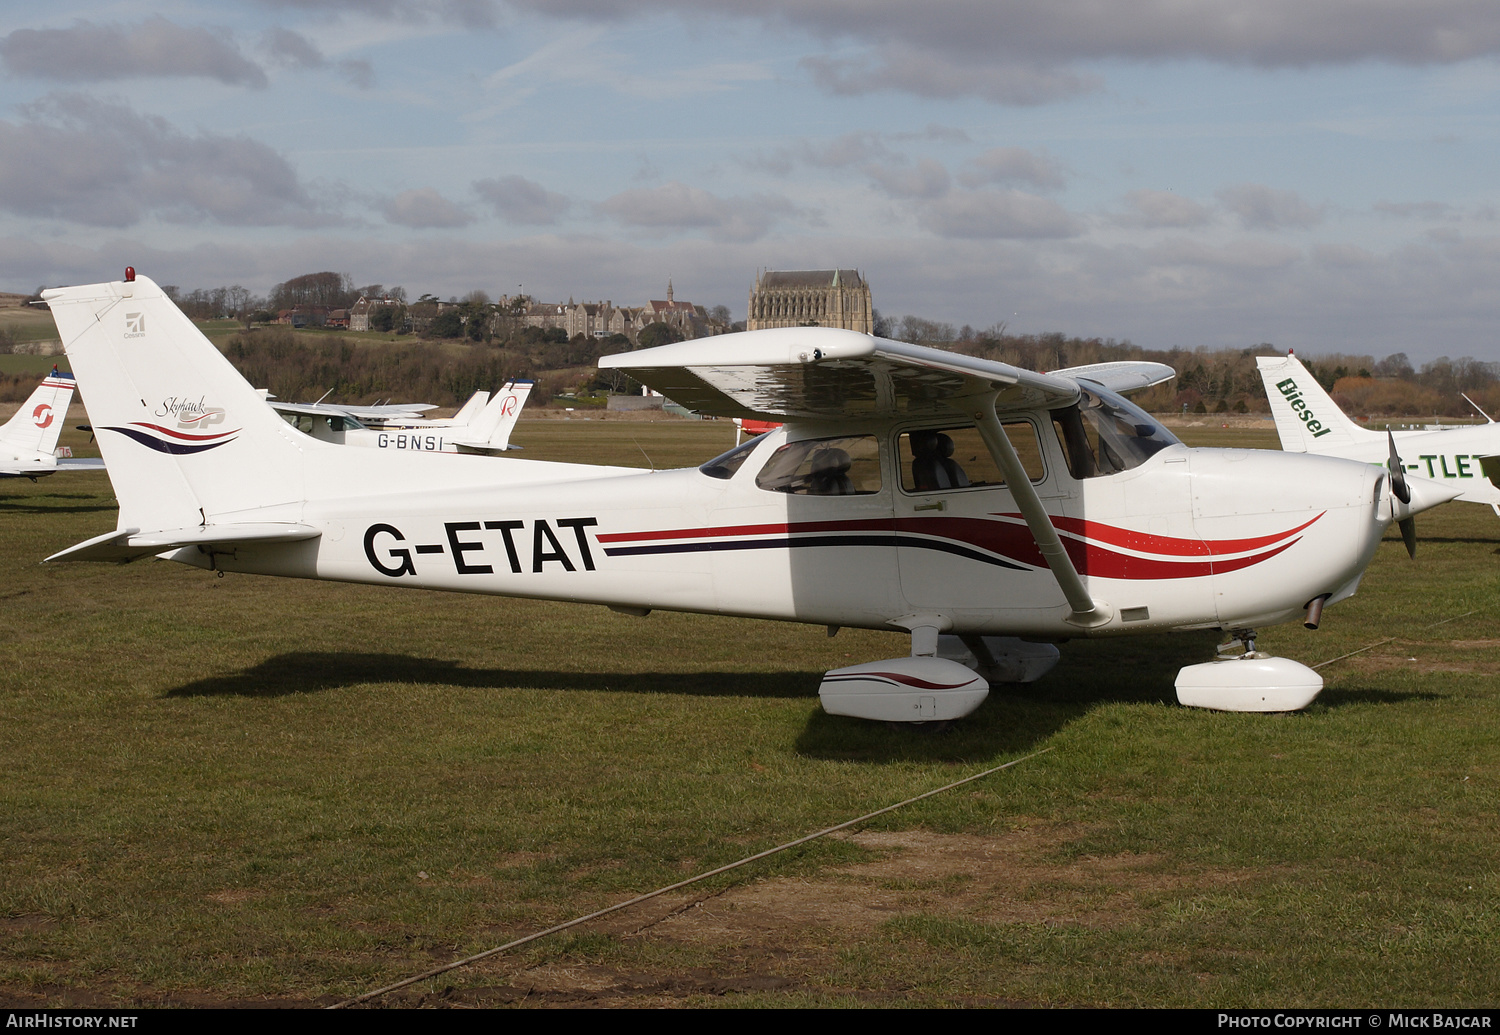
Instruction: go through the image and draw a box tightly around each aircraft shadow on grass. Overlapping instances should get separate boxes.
[165,652,818,701]
[1316,685,1445,706]
[0,492,115,515]
[161,634,1255,762]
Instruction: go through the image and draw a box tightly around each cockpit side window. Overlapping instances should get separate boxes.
[699,437,761,480]
[755,435,882,495]
[1051,386,1179,479]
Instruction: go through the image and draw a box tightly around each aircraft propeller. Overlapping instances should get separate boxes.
[1387,431,1418,558]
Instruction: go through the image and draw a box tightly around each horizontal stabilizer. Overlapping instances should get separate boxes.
[55,457,106,471]
[47,522,321,564]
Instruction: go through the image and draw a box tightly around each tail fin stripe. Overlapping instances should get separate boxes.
[105,426,238,455]
[124,422,241,443]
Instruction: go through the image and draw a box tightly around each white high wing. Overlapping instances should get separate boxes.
[1257,351,1500,516]
[1,372,105,479]
[42,273,1459,719]
[274,381,533,454]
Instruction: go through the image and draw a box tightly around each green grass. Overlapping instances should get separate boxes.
[0,354,67,376]
[0,308,59,346]
[0,419,1496,1007]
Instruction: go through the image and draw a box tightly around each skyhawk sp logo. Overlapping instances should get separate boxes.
[105,396,239,454]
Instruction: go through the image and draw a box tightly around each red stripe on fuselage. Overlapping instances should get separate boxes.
[598,515,1306,580]
[994,512,1322,557]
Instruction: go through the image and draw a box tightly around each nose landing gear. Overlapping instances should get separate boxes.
[1176,626,1323,712]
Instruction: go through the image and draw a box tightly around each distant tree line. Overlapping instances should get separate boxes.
[219,330,529,407]
[872,308,1500,419]
[13,269,1498,416]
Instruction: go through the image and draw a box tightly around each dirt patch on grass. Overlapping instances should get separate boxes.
[375,823,1265,1007]
[620,825,1258,940]
[1344,650,1500,676]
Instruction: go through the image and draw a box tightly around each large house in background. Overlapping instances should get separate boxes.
[505,280,726,342]
[745,269,874,333]
[341,280,734,342]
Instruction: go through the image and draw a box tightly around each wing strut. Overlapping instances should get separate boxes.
[968,393,1113,629]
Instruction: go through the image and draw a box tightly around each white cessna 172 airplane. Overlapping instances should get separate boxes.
[273,381,533,455]
[41,271,1459,720]
[1257,351,1500,521]
[1,371,106,479]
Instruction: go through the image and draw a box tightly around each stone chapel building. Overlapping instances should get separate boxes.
[745,269,874,333]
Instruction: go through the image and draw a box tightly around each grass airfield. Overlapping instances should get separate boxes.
[1,415,1497,1008]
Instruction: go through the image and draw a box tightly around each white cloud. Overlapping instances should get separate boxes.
[503,2,1500,105]
[866,159,950,200]
[0,17,267,87]
[0,94,336,228]
[1374,201,1455,221]
[959,147,1067,191]
[803,47,1099,106]
[596,181,796,242]
[919,189,1082,239]
[262,27,375,88]
[252,0,503,30]
[474,175,571,224]
[1119,189,1212,229]
[1217,184,1324,231]
[510,1,1500,66]
[382,188,474,228]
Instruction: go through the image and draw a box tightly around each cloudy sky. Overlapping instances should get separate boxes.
[3,2,1500,362]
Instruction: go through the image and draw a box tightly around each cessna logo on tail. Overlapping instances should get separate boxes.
[1274,377,1333,438]
[125,313,145,338]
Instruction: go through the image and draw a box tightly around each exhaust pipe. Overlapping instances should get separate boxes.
[1304,594,1331,630]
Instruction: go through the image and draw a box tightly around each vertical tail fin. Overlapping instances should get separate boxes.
[1,373,76,457]
[43,273,306,531]
[453,380,532,451]
[1255,352,1379,453]
[449,390,490,426]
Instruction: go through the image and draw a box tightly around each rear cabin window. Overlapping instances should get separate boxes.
[899,423,1044,493]
[755,435,882,495]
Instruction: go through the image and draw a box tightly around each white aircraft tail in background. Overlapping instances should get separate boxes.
[274,380,533,455]
[1256,351,1385,453]
[1257,351,1500,515]
[1,371,105,479]
[451,380,532,453]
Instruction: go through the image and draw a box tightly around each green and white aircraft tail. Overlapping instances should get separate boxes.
[1256,351,1500,515]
